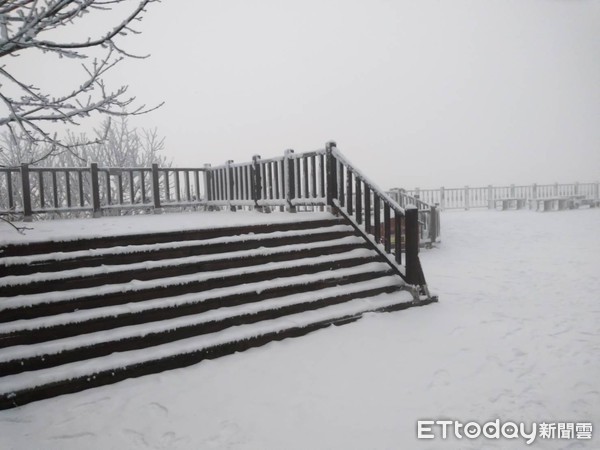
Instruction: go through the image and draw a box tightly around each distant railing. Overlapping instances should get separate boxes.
[396,183,600,211]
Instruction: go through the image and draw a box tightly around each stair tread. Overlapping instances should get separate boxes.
[0,275,404,363]
[0,262,393,334]
[0,224,354,268]
[0,290,413,396]
[0,235,364,287]
[0,248,379,311]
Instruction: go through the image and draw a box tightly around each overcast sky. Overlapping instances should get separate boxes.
[16,0,600,189]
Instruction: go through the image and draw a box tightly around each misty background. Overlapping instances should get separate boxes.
[15,0,600,189]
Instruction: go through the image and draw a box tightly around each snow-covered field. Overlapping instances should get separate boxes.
[1,209,599,449]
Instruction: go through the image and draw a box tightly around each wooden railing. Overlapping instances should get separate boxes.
[0,144,439,293]
[398,182,600,211]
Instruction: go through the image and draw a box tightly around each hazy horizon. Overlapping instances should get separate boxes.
[10,0,600,190]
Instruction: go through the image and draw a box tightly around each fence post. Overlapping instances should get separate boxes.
[226,159,235,211]
[465,185,470,210]
[203,163,212,202]
[553,182,558,196]
[90,162,101,218]
[429,204,438,243]
[574,182,579,196]
[325,141,337,209]
[284,149,296,213]
[532,183,537,199]
[20,163,33,222]
[151,163,162,213]
[250,155,262,212]
[487,185,494,209]
[510,184,515,198]
[405,206,420,285]
[439,186,445,211]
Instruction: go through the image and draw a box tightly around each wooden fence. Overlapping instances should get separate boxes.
[393,183,600,211]
[0,144,441,285]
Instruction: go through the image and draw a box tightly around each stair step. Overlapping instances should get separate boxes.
[0,262,393,346]
[0,217,346,257]
[0,224,356,276]
[0,276,404,375]
[0,235,366,296]
[0,249,380,322]
[0,291,417,410]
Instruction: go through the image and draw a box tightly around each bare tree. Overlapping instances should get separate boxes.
[0,0,161,159]
[0,117,170,220]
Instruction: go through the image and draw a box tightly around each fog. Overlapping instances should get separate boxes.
[14,0,600,189]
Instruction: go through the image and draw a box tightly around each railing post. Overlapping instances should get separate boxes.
[90,162,101,218]
[439,186,445,211]
[226,159,235,211]
[532,183,537,199]
[405,206,420,285]
[553,182,558,196]
[203,164,212,202]
[429,204,438,243]
[151,163,162,213]
[20,163,32,222]
[487,184,494,209]
[574,182,579,196]
[284,149,296,213]
[325,141,337,209]
[464,185,470,210]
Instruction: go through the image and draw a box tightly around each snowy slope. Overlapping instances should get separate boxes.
[1,209,599,449]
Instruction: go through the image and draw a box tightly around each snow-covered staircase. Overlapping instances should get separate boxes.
[0,214,422,409]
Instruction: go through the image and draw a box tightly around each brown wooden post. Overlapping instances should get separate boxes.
[383,203,391,252]
[90,163,101,218]
[284,149,296,212]
[394,209,402,265]
[203,164,212,203]
[20,163,32,222]
[429,204,438,243]
[226,159,235,211]
[355,176,362,224]
[325,142,337,208]
[151,163,162,213]
[405,206,420,285]
[6,170,14,212]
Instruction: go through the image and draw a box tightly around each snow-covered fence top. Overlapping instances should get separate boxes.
[393,183,600,211]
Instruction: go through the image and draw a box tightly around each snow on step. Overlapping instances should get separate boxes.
[0,248,380,310]
[0,262,392,334]
[0,224,354,267]
[0,291,413,395]
[0,275,404,363]
[0,211,337,246]
[0,235,364,287]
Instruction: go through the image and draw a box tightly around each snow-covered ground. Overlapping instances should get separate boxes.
[1,209,599,449]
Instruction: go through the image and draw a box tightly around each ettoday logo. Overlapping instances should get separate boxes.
[417,420,593,445]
